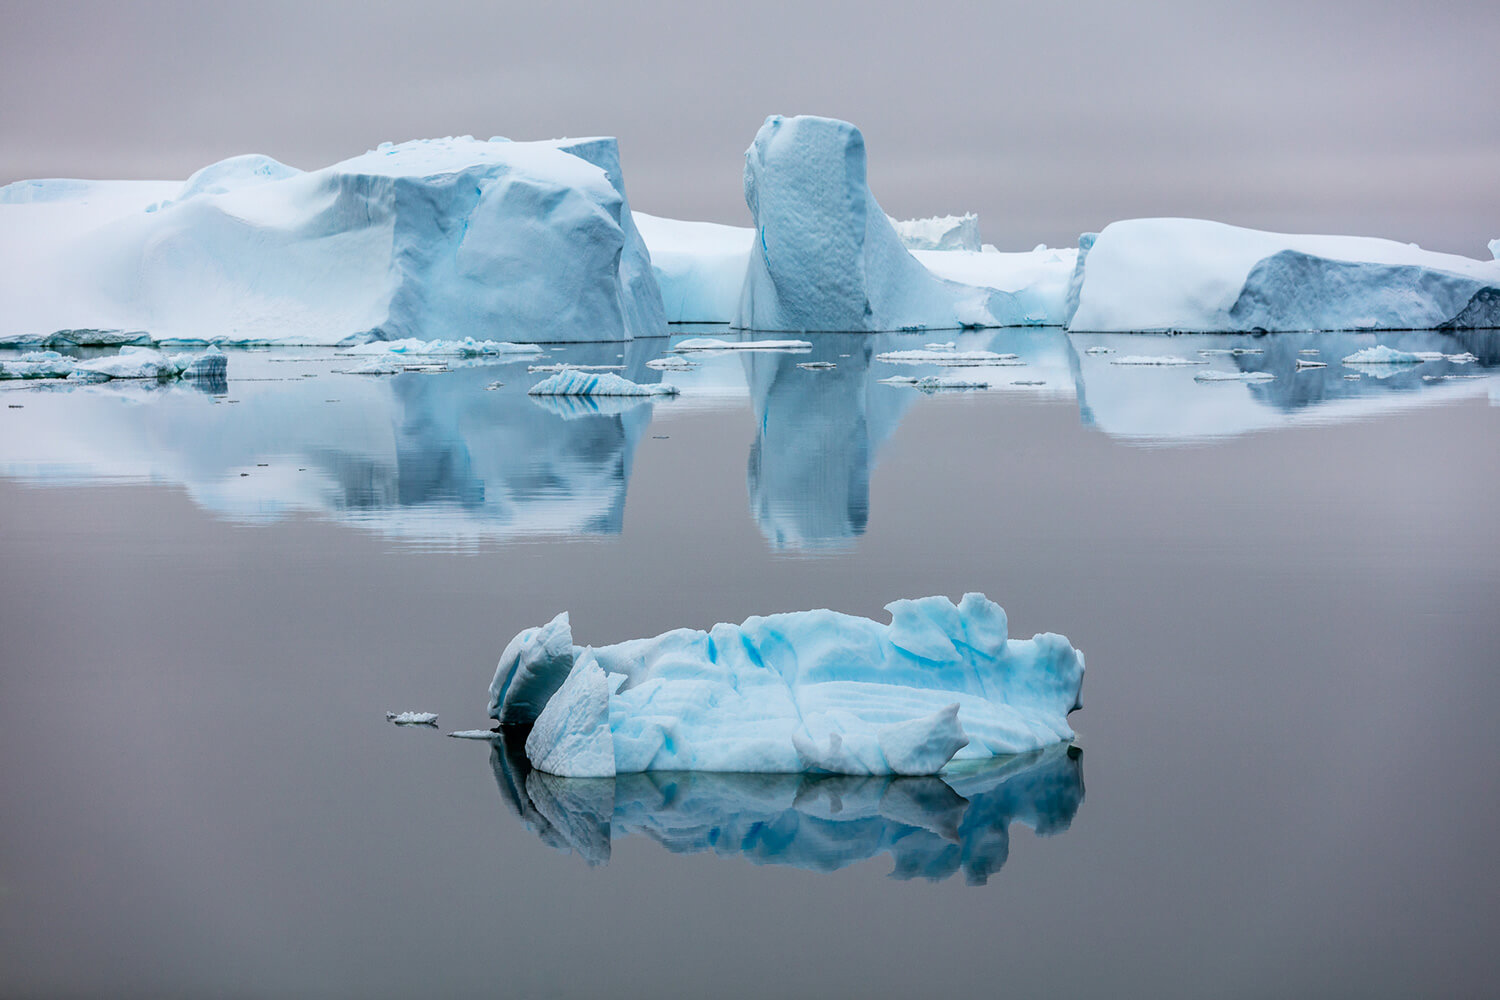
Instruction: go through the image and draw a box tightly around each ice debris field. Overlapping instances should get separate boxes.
[485,593,1084,777]
[2,115,1496,349]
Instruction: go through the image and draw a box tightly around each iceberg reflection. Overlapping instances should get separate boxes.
[488,729,1084,884]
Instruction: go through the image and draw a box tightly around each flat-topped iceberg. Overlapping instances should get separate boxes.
[527,370,677,396]
[734,116,1025,332]
[1068,218,1500,332]
[0,136,664,346]
[488,593,1084,777]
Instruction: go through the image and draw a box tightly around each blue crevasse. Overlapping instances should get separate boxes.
[489,593,1084,776]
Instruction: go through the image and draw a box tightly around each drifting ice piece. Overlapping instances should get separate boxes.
[527,371,678,396]
[488,593,1084,776]
[1194,370,1276,382]
[345,338,542,357]
[670,337,811,352]
[387,711,438,725]
[1068,218,1500,332]
[1341,345,1457,365]
[734,116,1023,331]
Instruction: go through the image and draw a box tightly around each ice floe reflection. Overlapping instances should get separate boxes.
[0,329,1493,546]
[488,729,1084,884]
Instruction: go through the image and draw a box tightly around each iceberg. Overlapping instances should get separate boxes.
[487,731,1084,883]
[0,136,665,346]
[633,213,754,324]
[527,371,678,396]
[1068,218,1500,332]
[889,213,982,252]
[0,350,82,380]
[488,593,1084,777]
[734,116,1025,332]
[1340,345,1465,365]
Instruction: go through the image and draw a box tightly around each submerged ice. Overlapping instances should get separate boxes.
[488,593,1084,777]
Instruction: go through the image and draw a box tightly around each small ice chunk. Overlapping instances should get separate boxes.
[1447,352,1478,364]
[527,363,626,373]
[1341,345,1441,365]
[347,338,542,357]
[1084,346,1113,354]
[876,349,1017,364]
[796,361,836,370]
[1343,373,1362,380]
[669,337,812,352]
[1298,349,1321,356]
[1010,379,1047,386]
[527,371,678,396]
[1197,348,1263,356]
[1296,359,1328,369]
[448,729,502,739]
[387,711,438,725]
[1110,355,1208,366]
[913,375,990,390]
[71,346,182,381]
[646,357,697,371]
[1193,370,1276,382]
[923,342,956,350]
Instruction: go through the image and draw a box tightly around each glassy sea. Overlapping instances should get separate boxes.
[1,327,1497,998]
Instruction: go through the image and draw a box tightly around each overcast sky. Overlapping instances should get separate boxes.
[3,0,1496,254]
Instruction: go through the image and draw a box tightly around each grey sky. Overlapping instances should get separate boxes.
[3,0,1496,254]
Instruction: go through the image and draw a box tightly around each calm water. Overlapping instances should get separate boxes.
[1,329,1497,998]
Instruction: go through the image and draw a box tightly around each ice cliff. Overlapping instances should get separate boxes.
[0,136,664,346]
[733,116,1029,332]
[488,593,1084,777]
[1067,219,1500,332]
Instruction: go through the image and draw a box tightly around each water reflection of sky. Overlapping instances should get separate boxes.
[0,329,1494,549]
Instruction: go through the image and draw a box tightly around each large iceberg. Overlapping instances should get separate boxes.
[488,593,1084,777]
[0,136,665,346]
[733,116,1027,332]
[632,213,754,324]
[1068,219,1500,332]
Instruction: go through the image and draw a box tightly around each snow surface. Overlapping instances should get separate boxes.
[1069,218,1500,332]
[889,213,982,252]
[734,116,1024,331]
[489,593,1084,776]
[0,136,664,345]
[633,212,753,323]
[527,371,678,396]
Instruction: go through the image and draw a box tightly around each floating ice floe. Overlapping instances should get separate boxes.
[644,357,697,371]
[345,357,447,374]
[1296,359,1329,369]
[1193,370,1276,382]
[669,337,812,352]
[526,363,625,373]
[527,371,678,396]
[1109,355,1207,366]
[487,593,1084,777]
[1341,345,1475,365]
[387,711,438,726]
[924,341,956,350]
[875,349,1019,365]
[1,345,231,382]
[1198,348,1263,356]
[448,729,501,740]
[796,361,837,370]
[345,337,542,357]
[879,375,992,390]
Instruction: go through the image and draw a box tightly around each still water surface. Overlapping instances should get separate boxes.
[1,329,1497,997]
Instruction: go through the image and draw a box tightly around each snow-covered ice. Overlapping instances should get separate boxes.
[0,136,665,346]
[387,711,438,725]
[881,375,992,390]
[1194,370,1276,382]
[1110,355,1207,366]
[1341,345,1473,365]
[1068,218,1500,332]
[527,371,678,396]
[448,729,502,740]
[488,594,1084,776]
[670,337,811,352]
[644,357,697,371]
[633,212,754,324]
